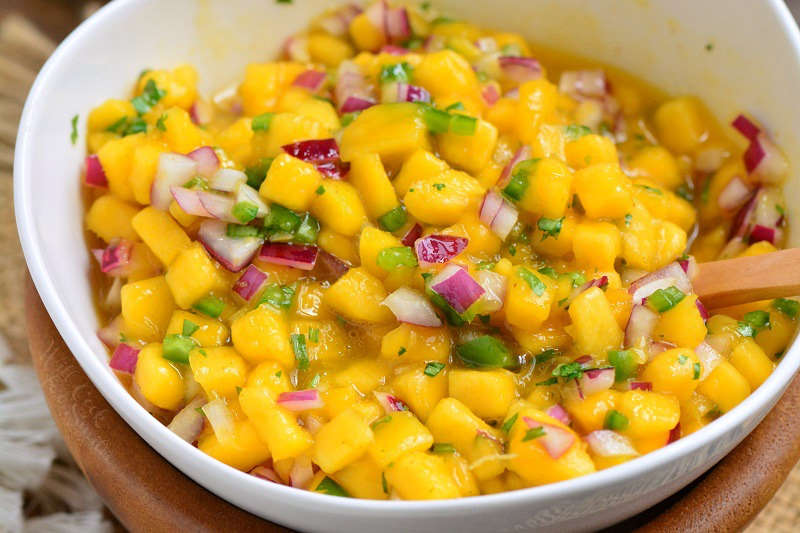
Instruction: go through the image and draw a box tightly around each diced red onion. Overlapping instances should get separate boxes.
[109,343,139,374]
[646,341,675,359]
[479,190,519,240]
[336,61,375,112]
[695,298,709,320]
[168,397,206,443]
[233,265,267,301]
[429,264,485,313]
[314,159,350,179]
[565,276,609,306]
[277,389,324,411]
[630,381,652,391]
[546,405,571,426]
[749,224,775,244]
[198,191,239,223]
[284,36,310,62]
[482,83,500,106]
[474,270,507,313]
[753,186,784,229]
[475,37,498,53]
[586,430,638,457]
[283,138,340,163]
[561,379,584,402]
[401,223,423,247]
[522,417,575,459]
[292,70,327,92]
[202,398,235,442]
[365,0,388,40]
[424,34,446,53]
[97,315,124,349]
[497,145,531,188]
[579,367,615,397]
[574,355,594,367]
[730,186,760,238]
[250,465,282,484]
[380,45,408,55]
[382,287,443,327]
[189,97,213,126]
[414,235,468,266]
[186,146,220,178]
[386,83,431,104]
[85,155,108,188]
[624,304,659,348]
[385,6,410,42]
[745,134,788,182]
[314,250,351,280]
[695,342,721,381]
[340,96,376,113]
[504,87,520,100]
[559,70,608,100]
[94,238,132,275]
[198,219,263,272]
[628,262,692,304]
[667,423,681,444]
[678,255,699,281]
[259,242,319,271]
[717,176,752,211]
[694,146,729,174]
[209,168,247,192]
[290,455,314,489]
[235,183,269,217]
[499,56,542,83]
[732,114,760,141]
[170,186,212,217]
[315,4,362,36]
[374,391,409,413]
[151,153,198,210]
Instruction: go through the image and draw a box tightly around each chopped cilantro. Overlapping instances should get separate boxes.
[371,415,392,430]
[431,443,455,453]
[290,333,309,370]
[310,373,321,388]
[693,362,701,380]
[518,268,545,296]
[70,115,79,145]
[315,185,326,195]
[678,354,688,365]
[552,362,584,381]
[131,79,165,114]
[379,62,413,83]
[534,349,559,363]
[737,310,771,337]
[537,216,564,240]
[424,361,445,377]
[522,426,546,442]
[624,213,632,227]
[432,183,446,191]
[636,184,663,195]
[676,183,693,202]
[773,298,798,318]
[156,113,167,132]
[501,413,519,433]
[182,319,199,337]
[309,327,320,343]
[536,377,558,386]
[260,283,295,309]
[537,266,558,279]
[564,124,592,140]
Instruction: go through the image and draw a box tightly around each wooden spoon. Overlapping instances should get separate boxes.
[693,248,800,309]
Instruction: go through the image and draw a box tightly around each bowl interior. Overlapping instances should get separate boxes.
[15,0,800,531]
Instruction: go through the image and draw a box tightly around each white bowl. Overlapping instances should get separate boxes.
[15,0,800,531]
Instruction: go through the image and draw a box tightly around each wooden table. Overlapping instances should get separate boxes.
[25,278,800,532]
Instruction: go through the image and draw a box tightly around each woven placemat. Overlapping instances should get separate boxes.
[1,11,798,533]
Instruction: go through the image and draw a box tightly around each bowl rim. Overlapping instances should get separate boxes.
[14,0,800,519]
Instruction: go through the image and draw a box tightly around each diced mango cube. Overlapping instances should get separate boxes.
[448,369,516,420]
[385,451,461,500]
[349,153,399,220]
[165,310,229,347]
[323,267,394,323]
[404,169,483,226]
[131,206,192,266]
[165,243,219,309]
[121,276,175,342]
[198,420,270,471]
[311,179,368,236]
[231,306,295,367]
[259,153,323,212]
[368,411,434,467]
[133,343,184,410]
[438,118,498,174]
[653,97,707,154]
[574,163,633,219]
[85,195,140,243]
[313,409,374,473]
[189,346,248,399]
[567,287,623,355]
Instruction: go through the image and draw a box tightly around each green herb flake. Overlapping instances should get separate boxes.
[70,115,79,145]
[291,333,309,370]
[604,410,629,431]
[182,319,199,337]
[424,361,446,377]
[382,472,389,494]
[624,213,632,227]
[737,310,771,337]
[431,443,455,454]
[340,112,359,127]
[552,362,584,381]
[315,185,326,195]
[536,377,559,386]
[192,296,225,318]
[376,246,418,270]
[315,477,349,497]
[647,286,686,313]
[275,370,282,378]
[776,204,786,217]
[449,114,477,136]
[676,184,693,202]
[398,346,407,356]
[508,243,517,256]
[566,272,586,288]
[534,349,558,363]
[309,328,320,343]
[776,350,785,359]
[378,205,408,232]
[251,112,275,132]
[518,268,546,296]
[678,354,688,365]
[379,62,413,83]
[701,177,711,204]
[162,334,197,364]
[773,298,799,318]
[310,373,321,388]
[503,159,538,202]
[257,284,294,311]
[432,182,446,191]
[371,415,392,430]
[693,362,701,380]
[106,116,129,134]
[476,261,496,271]
[131,79,166,114]
[156,113,167,132]
[636,184,663,195]
[232,201,259,224]
[522,426,546,442]
[537,216,564,240]
[705,42,714,51]
[564,124,592,140]
[501,412,519,433]
[236,386,243,395]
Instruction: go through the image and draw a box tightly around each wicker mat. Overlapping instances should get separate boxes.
[1,12,798,533]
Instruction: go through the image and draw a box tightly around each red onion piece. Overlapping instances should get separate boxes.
[730,186,760,238]
[380,45,409,55]
[429,264,485,313]
[198,219,263,272]
[732,114,760,141]
[94,239,132,275]
[198,191,239,223]
[168,397,206,443]
[579,367,616,396]
[151,153,198,210]
[85,155,108,188]
[745,134,788,182]
[314,250,350,280]
[186,146,220,178]
[521,416,575,459]
[499,56,542,83]
[546,404,571,426]
[482,84,500,106]
[314,159,350,179]
[209,168,247,192]
[97,315,124,349]
[292,70,327,92]
[559,70,608,100]
[396,83,431,103]
[717,176,752,211]
[414,235,468,266]
[474,270,507,313]
[202,398,235,442]
[250,465,283,484]
[667,423,681,444]
[277,389,324,411]
[385,6,410,42]
[170,186,212,217]
[259,242,319,271]
[336,61,375,113]
[284,36,310,62]
[374,391,409,413]
[630,381,652,391]
[678,255,699,280]
[695,342,721,380]
[574,355,594,367]
[475,37,499,53]
[479,190,519,240]
[189,97,213,126]
[382,287,443,327]
[365,0,388,39]
[289,455,314,489]
[497,145,531,188]
[695,298,709,320]
[401,223,423,247]
[233,265,267,301]
[109,343,139,374]
[624,304,659,348]
[316,4,362,36]
[282,138,340,163]
[340,96,376,113]
[586,430,638,457]
[627,262,692,304]
[646,341,675,360]
[749,224,775,244]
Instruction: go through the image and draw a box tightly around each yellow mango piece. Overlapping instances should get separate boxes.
[313,409,374,473]
[165,243,219,309]
[394,149,450,197]
[88,99,136,132]
[246,360,292,395]
[697,360,751,413]
[565,134,617,170]
[514,158,574,219]
[564,390,621,434]
[332,359,391,396]
[292,280,332,319]
[505,266,553,331]
[216,118,254,166]
[198,420,270,472]
[96,133,145,202]
[441,213,502,259]
[239,386,313,461]
[533,213,577,258]
[729,338,774,390]
[568,287,624,355]
[385,451,461,500]
[189,346,248,399]
[572,222,621,271]
[332,456,388,500]
[629,146,682,189]
[574,163,633,219]
[251,112,331,160]
[438,118,498,175]
[323,267,394,323]
[359,226,404,280]
[137,65,197,111]
[131,206,192,266]
[318,228,360,265]
[755,307,796,359]
[414,50,479,100]
[404,169,483,226]
[516,79,558,145]
[289,319,349,363]
[239,62,306,116]
[349,153,399,220]
[391,364,448,422]
[641,348,701,402]
[307,32,354,66]
[129,143,164,205]
[231,306,295,367]
[161,107,209,154]
[85,195,140,243]
[380,323,451,362]
[259,153,323,212]
[617,390,680,439]
[121,276,175,342]
[349,13,385,52]
[368,411,434,467]
[653,97,708,154]
[340,103,430,167]
[448,369,516,420]
[133,343,184,410]
[165,310,229,347]
[632,178,696,233]
[652,294,707,349]
[311,179,368,236]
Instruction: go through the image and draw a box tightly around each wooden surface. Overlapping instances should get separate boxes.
[694,248,800,309]
[25,277,800,532]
